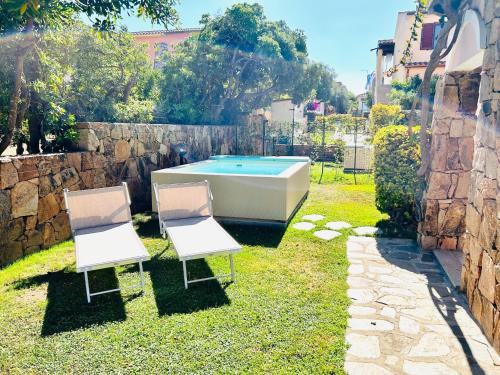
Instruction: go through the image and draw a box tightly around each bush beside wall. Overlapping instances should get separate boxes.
[373,125,420,222]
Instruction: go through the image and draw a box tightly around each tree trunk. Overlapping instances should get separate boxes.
[412,15,460,177]
[122,77,138,104]
[0,20,35,156]
[0,52,26,156]
[28,112,42,154]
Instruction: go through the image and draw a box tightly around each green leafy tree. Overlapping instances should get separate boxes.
[389,75,439,110]
[0,0,177,155]
[159,3,320,124]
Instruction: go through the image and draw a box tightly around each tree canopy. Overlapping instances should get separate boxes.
[158,3,348,124]
[0,0,177,155]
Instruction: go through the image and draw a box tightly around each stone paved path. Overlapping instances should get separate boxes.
[345,236,500,375]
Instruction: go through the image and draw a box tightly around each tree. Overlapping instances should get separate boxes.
[158,3,319,124]
[330,81,352,114]
[389,75,439,110]
[0,0,178,155]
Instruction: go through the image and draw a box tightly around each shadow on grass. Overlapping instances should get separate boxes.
[147,253,230,316]
[12,268,128,336]
[222,223,286,248]
[133,212,162,238]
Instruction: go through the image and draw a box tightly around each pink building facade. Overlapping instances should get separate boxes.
[131,29,201,68]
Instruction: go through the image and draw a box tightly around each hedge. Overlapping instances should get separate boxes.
[369,103,403,134]
[373,125,420,222]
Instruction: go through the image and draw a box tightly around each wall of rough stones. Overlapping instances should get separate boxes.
[75,122,242,213]
[0,152,106,265]
[460,1,500,352]
[418,0,500,351]
[0,122,252,267]
[418,70,480,251]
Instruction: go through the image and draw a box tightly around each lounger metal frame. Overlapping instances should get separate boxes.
[64,183,148,303]
[153,180,238,289]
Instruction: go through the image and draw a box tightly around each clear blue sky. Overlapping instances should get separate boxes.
[121,0,416,95]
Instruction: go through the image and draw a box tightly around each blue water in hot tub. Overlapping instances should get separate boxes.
[178,156,309,176]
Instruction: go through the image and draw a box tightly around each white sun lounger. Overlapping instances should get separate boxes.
[64,183,150,303]
[153,180,242,289]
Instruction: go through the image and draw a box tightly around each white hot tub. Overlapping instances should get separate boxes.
[151,156,310,223]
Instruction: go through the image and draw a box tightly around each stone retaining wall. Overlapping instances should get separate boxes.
[0,152,106,265]
[460,3,500,352]
[75,122,237,213]
[418,70,480,251]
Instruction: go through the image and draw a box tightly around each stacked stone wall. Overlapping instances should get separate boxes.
[418,70,480,251]
[0,152,106,265]
[75,122,237,212]
[461,1,500,352]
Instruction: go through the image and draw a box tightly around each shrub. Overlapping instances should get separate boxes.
[113,99,154,123]
[373,125,420,223]
[369,103,403,134]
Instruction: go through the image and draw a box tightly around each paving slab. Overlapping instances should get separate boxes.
[345,236,499,375]
[302,214,325,222]
[353,226,382,236]
[313,230,341,240]
[292,222,315,231]
[325,221,352,230]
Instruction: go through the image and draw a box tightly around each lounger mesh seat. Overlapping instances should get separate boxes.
[154,181,242,289]
[64,183,150,302]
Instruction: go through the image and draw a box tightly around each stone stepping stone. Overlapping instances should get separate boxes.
[353,226,382,236]
[292,222,315,231]
[325,221,352,230]
[302,214,325,222]
[346,333,380,359]
[313,230,341,240]
[348,318,394,331]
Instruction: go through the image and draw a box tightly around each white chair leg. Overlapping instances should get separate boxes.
[139,261,145,292]
[182,260,188,289]
[84,270,91,303]
[229,254,235,282]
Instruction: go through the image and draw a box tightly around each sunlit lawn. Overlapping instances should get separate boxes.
[0,165,388,374]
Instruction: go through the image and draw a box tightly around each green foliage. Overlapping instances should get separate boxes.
[310,136,345,163]
[389,75,439,110]
[321,114,368,134]
[113,99,155,123]
[40,25,155,122]
[330,81,352,114]
[369,103,403,134]
[0,22,155,152]
[158,3,338,124]
[41,103,78,153]
[1,0,178,33]
[373,125,421,222]
[0,0,177,155]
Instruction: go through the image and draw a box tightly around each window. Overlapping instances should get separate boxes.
[420,22,444,50]
[420,23,435,50]
[433,22,443,48]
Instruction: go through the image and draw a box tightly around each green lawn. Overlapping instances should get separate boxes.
[0,167,387,374]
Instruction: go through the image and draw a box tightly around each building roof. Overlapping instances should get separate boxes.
[131,28,201,36]
[377,39,395,54]
[405,61,446,67]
